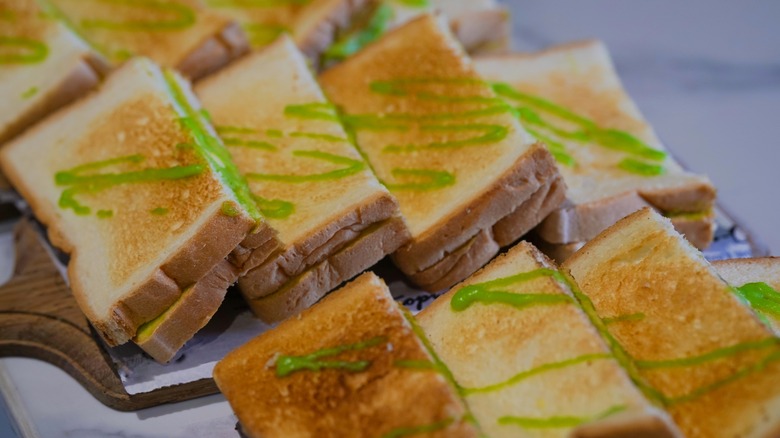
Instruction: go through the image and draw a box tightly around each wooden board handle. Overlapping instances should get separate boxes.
[0,219,216,411]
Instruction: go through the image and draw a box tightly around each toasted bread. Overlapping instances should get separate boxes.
[474,40,716,248]
[0,58,272,350]
[416,241,680,437]
[213,272,477,438]
[431,0,510,54]
[195,36,409,322]
[319,14,564,291]
[714,257,780,336]
[0,0,106,145]
[563,208,780,437]
[41,0,248,79]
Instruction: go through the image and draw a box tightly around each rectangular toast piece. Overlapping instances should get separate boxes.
[0,0,106,145]
[195,36,409,323]
[41,0,248,79]
[714,257,780,336]
[416,241,680,438]
[213,272,477,438]
[563,208,780,437]
[319,14,565,291]
[474,40,716,248]
[0,58,273,350]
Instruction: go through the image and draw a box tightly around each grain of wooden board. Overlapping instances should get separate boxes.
[0,219,217,411]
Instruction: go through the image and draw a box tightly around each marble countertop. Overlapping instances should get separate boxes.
[0,1,778,436]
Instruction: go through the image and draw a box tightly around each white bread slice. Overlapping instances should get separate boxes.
[563,208,780,437]
[42,0,248,79]
[416,241,680,437]
[0,58,269,346]
[214,272,477,438]
[430,0,510,54]
[0,0,107,145]
[195,36,409,322]
[474,40,716,246]
[319,14,564,291]
[714,257,780,336]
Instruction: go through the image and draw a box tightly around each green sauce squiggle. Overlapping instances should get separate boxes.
[323,3,393,63]
[246,150,364,183]
[382,168,455,191]
[275,336,386,377]
[498,405,627,429]
[0,36,48,64]
[735,282,780,320]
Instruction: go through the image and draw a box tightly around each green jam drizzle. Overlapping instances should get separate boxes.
[382,168,455,191]
[602,312,646,325]
[392,0,430,7]
[163,69,263,223]
[252,194,294,219]
[491,82,668,174]
[394,359,440,371]
[322,2,393,63]
[382,417,454,438]
[0,36,48,64]
[55,154,203,215]
[78,0,195,31]
[221,201,240,217]
[150,207,169,215]
[498,405,627,429]
[450,268,571,312]
[246,150,364,183]
[96,209,113,218]
[461,354,612,396]
[284,102,340,122]
[382,124,508,153]
[635,338,780,370]
[21,86,38,99]
[735,282,780,320]
[242,23,288,47]
[274,336,386,377]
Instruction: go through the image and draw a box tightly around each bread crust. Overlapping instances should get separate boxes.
[134,259,238,363]
[180,22,250,81]
[293,0,371,61]
[244,215,409,322]
[449,7,511,55]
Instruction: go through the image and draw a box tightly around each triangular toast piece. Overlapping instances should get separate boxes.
[714,257,780,336]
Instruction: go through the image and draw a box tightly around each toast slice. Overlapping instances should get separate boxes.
[714,257,780,336]
[213,272,477,438]
[563,208,780,437]
[0,0,107,146]
[195,36,409,323]
[430,0,510,54]
[41,0,248,79]
[0,58,273,351]
[474,40,716,248]
[319,14,565,291]
[416,241,680,438]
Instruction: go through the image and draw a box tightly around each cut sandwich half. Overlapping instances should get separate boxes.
[416,241,680,438]
[563,208,780,437]
[195,36,409,323]
[0,58,278,362]
[320,14,565,291]
[0,0,108,146]
[214,272,477,438]
[475,40,716,260]
[714,257,780,336]
[39,0,248,79]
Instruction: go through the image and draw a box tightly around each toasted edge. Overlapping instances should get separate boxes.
[244,215,409,322]
[179,21,250,81]
[449,6,511,55]
[292,0,372,61]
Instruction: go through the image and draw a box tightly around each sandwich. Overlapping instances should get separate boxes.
[38,0,248,80]
[0,0,107,146]
[213,272,477,438]
[474,40,717,262]
[714,257,780,336]
[320,14,565,291]
[195,36,409,323]
[0,58,278,362]
[322,0,510,66]
[416,241,680,437]
[563,208,780,437]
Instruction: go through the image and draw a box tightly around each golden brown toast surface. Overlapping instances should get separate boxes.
[563,208,780,438]
[214,272,476,438]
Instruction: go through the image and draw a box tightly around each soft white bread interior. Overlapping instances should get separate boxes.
[475,40,716,246]
[563,208,780,438]
[714,257,780,336]
[213,272,477,438]
[0,58,261,346]
[319,14,564,291]
[44,0,248,79]
[195,36,409,322]
[0,0,106,145]
[416,241,680,437]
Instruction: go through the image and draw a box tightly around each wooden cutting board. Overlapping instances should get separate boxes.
[0,218,218,411]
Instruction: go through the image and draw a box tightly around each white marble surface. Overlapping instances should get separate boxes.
[0,1,778,437]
